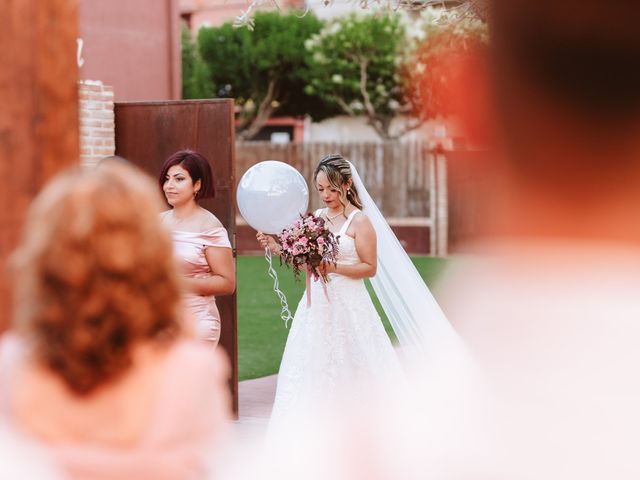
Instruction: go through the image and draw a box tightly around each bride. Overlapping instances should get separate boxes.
[257,154,459,422]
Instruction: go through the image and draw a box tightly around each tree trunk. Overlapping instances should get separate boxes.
[237,79,279,140]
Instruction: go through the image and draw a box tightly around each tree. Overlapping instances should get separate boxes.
[181,24,213,99]
[401,7,488,121]
[304,13,413,140]
[198,11,335,140]
[304,10,487,140]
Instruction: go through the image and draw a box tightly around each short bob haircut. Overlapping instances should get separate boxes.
[158,149,215,200]
[11,161,183,395]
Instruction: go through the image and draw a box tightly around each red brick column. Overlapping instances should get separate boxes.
[79,80,115,166]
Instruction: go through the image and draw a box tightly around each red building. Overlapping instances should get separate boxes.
[79,0,181,101]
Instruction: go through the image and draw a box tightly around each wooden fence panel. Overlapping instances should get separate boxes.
[235,141,458,255]
[236,141,438,218]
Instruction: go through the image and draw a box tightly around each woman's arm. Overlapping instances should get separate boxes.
[321,214,377,279]
[184,246,236,296]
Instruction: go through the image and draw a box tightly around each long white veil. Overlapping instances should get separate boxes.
[349,161,464,360]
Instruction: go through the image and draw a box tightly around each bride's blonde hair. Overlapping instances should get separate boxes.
[314,154,363,217]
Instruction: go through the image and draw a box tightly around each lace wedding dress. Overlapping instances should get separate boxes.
[270,209,403,423]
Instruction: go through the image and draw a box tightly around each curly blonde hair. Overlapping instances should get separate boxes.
[11,161,183,395]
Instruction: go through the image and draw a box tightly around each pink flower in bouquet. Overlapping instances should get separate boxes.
[276,212,339,282]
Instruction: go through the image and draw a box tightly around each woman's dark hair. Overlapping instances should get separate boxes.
[158,149,215,200]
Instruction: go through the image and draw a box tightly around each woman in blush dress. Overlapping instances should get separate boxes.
[0,160,231,480]
[159,150,235,347]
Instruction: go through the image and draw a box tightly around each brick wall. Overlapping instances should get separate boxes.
[78,80,115,166]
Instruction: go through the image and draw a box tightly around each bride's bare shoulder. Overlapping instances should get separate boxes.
[349,211,375,238]
[351,210,372,227]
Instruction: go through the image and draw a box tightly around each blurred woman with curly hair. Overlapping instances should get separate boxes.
[0,159,231,480]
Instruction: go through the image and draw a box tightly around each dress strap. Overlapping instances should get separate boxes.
[338,209,360,236]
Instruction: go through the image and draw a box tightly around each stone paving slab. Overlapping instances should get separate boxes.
[237,374,277,424]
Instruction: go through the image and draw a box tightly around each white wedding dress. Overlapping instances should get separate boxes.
[270,209,403,423]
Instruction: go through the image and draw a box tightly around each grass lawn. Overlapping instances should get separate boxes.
[237,255,451,381]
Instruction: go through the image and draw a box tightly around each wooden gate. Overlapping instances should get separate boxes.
[114,99,238,413]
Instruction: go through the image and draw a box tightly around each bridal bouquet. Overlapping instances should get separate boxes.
[277,213,339,285]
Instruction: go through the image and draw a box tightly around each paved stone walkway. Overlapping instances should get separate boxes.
[234,374,277,438]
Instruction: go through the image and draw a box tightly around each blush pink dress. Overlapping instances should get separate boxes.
[171,228,232,346]
[0,333,231,480]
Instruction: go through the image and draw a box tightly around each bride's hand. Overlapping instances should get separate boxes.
[319,262,337,276]
[256,232,280,254]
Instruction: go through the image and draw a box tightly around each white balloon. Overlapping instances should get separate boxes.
[237,161,309,234]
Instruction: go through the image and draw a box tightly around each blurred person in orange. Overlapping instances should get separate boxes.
[0,160,231,480]
[159,150,235,348]
[430,1,640,477]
